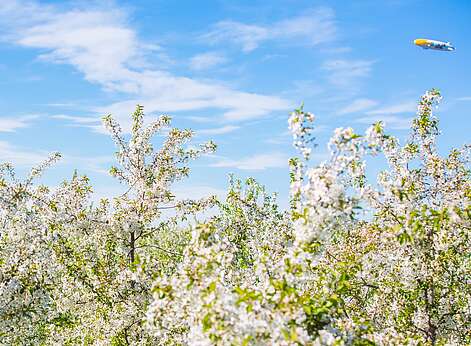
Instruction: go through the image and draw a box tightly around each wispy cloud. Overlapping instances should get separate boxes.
[366,101,416,115]
[201,7,336,52]
[0,138,113,173]
[356,115,412,130]
[457,96,471,101]
[210,153,288,170]
[322,59,375,88]
[321,46,352,54]
[185,115,213,123]
[0,140,48,165]
[13,6,144,93]
[0,1,291,132]
[94,88,290,125]
[189,52,227,70]
[43,102,77,108]
[51,114,100,124]
[0,115,38,132]
[51,114,104,133]
[338,98,378,115]
[197,125,240,136]
[353,100,417,130]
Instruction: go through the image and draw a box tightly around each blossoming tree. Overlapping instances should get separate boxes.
[1,106,216,344]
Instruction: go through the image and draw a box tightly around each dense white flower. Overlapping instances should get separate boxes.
[1,90,469,345]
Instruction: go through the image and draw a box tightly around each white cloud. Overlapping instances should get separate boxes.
[185,115,213,123]
[366,101,416,115]
[43,102,77,107]
[338,98,378,115]
[202,7,336,52]
[51,114,104,133]
[51,114,100,124]
[0,138,113,173]
[95,84,290,126]
[356,115,412,130]
[197,125,240,136]
[16,8,143,92]
[0,115,38,132]
[210,153,288,170]
[205,21,266,53]
[321,46,352,54]
[0,1,52,29]
[352,101,417,129]
[322,59,375,88]
[457,96,471,101]
[189,52,227,70]
[0,140,48,165]
[0,1,291,132]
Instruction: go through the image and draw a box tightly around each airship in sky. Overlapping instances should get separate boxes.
[414,38,455,51]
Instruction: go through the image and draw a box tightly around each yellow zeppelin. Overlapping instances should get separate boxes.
[414,39,428,46]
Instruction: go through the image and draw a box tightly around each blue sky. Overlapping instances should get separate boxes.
[0,0,470,206]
